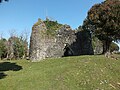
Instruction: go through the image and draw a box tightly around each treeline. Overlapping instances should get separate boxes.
[0,35,28,60]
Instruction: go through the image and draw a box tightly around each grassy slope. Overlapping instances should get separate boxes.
[0,55,120,90]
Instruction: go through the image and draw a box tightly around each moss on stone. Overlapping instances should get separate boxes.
[33,18,63,36]
[33,18,43,27]
[43,19,63,36]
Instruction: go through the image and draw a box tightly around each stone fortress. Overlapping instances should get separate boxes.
[29,19,93,61]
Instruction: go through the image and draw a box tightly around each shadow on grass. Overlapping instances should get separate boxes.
[0,72,7,79]
[0,62,22,79]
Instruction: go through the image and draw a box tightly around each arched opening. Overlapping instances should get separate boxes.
[64,44,74,56]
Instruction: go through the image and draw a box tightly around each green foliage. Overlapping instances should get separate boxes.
[13,37,24,58]
[0,38,7,59]
[33,18,63,36]
[8,36,28,59]
[33,18,43,27]
[0,55,120,89]
[84,0,120,53]
[44,18,63,36]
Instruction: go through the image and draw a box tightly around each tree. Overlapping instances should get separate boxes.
[84,0,120,53]
[7,36,28,59]
[0,38,7,59]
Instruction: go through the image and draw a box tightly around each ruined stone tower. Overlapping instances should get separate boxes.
[29,19,76,61]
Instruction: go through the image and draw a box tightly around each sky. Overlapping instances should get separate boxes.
[1,0,120,51]
[0,0,105,39]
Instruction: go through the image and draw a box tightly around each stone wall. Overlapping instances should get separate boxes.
[29,20,47,61]
[92,37,103,54]
[29,19,94,61]
[29,19,76,61]
[64,30,94,56]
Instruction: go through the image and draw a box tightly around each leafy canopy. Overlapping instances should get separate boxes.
[83,0,120,53]
[86,0,120,41]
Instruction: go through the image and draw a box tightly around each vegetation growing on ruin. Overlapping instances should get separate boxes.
[44,18,63,36]
[33,18,63,36]
[44,18,63,30]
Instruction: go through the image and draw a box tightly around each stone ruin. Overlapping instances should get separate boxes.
[65,30,94,56]
[29,19,94,61]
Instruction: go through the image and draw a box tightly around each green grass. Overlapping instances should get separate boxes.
[0,55,120,90]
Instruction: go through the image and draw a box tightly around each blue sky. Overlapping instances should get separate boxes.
[0,0,104,39]
[1,0,120,50]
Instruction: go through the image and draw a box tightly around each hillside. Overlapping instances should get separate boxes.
[0,55,120,90]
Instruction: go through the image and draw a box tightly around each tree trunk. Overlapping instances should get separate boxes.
[102,40,112,54]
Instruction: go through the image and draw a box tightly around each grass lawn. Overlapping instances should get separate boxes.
[0,55,120,90]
